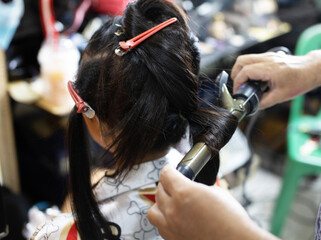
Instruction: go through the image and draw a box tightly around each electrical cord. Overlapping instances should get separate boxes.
[241,111,262,208]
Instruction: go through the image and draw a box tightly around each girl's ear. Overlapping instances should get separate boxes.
[82,114,103,146]
[82,114,114,150]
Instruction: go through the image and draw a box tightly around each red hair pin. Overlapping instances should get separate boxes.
[67,81,95,119]
[115,17,178,56]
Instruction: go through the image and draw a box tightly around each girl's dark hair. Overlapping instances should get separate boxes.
[67,0,237,239]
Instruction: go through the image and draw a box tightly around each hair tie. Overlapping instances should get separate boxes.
[114,24,125,36]
[179,110,187,121]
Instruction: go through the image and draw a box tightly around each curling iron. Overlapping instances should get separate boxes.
[177,46,291,180]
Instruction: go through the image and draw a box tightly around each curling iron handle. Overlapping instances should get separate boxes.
[177,47,291,180]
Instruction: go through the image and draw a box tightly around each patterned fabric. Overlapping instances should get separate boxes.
[30,148,182,240]
[315,204,321,240]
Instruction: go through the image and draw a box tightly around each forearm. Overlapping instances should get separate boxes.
[245,223,281,240]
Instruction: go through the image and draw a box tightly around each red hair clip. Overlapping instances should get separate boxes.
[67,81,95,119]
[115,17,178,56]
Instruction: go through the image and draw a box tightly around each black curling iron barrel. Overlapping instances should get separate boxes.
[177,47,291,180]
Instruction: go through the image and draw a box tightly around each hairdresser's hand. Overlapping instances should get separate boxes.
[231,50,321,109]
[147,165,280,240]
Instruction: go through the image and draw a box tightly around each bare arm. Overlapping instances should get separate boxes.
[231,50,321,109]
[147,165,280,240]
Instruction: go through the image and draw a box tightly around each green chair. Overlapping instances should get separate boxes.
[270,23,321,236]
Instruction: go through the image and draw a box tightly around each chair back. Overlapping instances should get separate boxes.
[289,24,321,123]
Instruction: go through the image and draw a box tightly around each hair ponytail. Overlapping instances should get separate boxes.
[67,108,120,239]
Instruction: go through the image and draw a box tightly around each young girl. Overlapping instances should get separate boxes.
[31,0,237,239]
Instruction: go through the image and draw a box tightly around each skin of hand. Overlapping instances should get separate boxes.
[147,165,280,240]
[231,50,321,109]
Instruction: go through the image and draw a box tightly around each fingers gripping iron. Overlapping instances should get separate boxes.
[221,71,269,121]
[177,47,290,180]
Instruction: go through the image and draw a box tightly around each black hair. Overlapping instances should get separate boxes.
[67,0,237,239]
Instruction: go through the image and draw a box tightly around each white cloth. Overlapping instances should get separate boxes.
[30,148,182,240]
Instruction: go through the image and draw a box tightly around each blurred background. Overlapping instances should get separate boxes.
[1,0,321,239]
